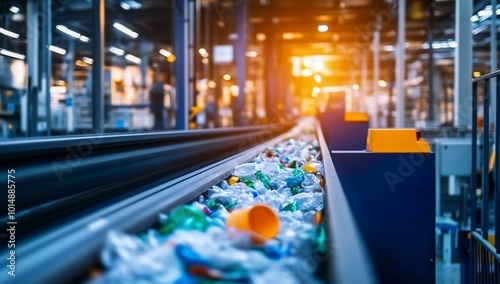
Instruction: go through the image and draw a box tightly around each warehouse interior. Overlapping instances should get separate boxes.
[0,0,499,283]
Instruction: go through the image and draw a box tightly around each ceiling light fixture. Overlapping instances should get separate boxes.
[125,54,141,64]
[0,49,25,60]
[9,6,20,14]
[113,22,139,39]
[82,57,94,64]
[56,25,81,39]
[0,28,20,39]
[49,45,67,55]
[318,25,328,33]
[109,46,125,56]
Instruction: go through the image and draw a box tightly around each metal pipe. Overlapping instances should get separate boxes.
[92,0,104,133]
[395,0,406,128]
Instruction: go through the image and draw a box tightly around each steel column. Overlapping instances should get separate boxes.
[453,0,472,126]
[361,50,367,112]
[491,0,497,125]
[428,0,435,123]
[27,0,40,136]
[373,27,380,128]
[65,39,75,133]
[395,0,406,128]
[173,0,190,130]
[265,32,276,121]
[496,76,500,252]
[482,79,490,238]
[43,0,52,135]
[235,0,248,126]
[92,0,104,133]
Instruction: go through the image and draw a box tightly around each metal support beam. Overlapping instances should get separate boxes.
[395,0,406,128]
[235,0,248,126]
[43,0,52,135]
[373,26,380,128]
[173,0,190,130]
[265,33,276,121]
[140,41,153,104]
[27,0,40,136]
[92,0,104,133]
[453,0,472,127]
[428,0,435,123]
[65,40,75,133]
[491,0,497,124]
[361,50,367,112]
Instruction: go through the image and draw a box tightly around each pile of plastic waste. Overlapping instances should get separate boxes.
[92,129,327,283]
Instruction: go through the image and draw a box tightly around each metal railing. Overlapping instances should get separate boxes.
[470,70,500,283]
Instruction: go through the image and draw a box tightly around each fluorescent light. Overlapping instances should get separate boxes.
[79,35,89,42]
[245,50,258,58]
[125,54,141,64]
[121,0,142,9]
[49,45,67,55]
[471,15,479,22]
[0,49,25,60]
[82,57,94,64]
[120,2,131,10]
[0,28,20,39]
[113,22,138,39]
[318,25,328,33]
[109,46,125,56]
[56,25,81,39]
[9,6,20,13]
[159,49,172,57]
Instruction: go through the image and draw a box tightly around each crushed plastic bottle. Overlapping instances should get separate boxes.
[96,119,327,283]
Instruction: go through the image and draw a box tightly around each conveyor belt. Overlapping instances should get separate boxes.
[0,123,294,239]
[0,123,301,283]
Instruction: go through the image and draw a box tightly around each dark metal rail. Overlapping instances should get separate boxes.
[0,123,298,283]
[316,120,377,284]
[470,70,500,283]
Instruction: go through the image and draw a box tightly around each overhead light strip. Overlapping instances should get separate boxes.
[109,46,125,56]
[113,22,138,39]
[49,45,67,55]
[0,49,25,60]
[125,54,141,64]
[0,28,19,39]
[56,25,89,42]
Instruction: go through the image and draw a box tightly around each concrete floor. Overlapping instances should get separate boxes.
[436,262,461,284]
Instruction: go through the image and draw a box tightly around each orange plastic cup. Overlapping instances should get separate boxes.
[226,204,280,243]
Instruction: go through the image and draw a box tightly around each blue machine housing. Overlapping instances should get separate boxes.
[317,109,369,151]
[330,150,436,284]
